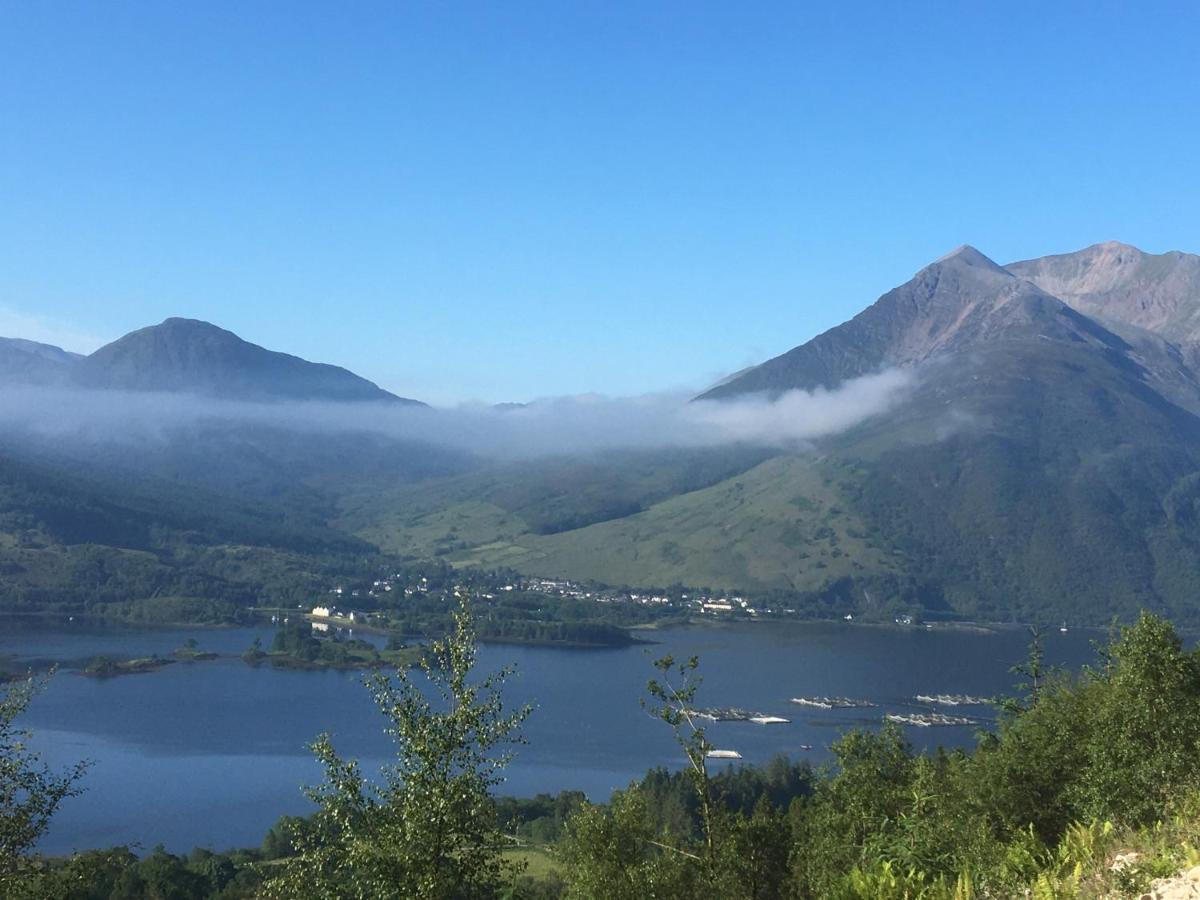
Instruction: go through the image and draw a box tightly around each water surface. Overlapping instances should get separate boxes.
[1,619,1102,854]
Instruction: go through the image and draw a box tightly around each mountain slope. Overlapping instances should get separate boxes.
[1007,242,1200,344]
[346,241,1200,625]
[8,243,1200,625]
[369,454,901,599]
[697,246,1124,400]
[74,318,423,404]
[0,337,81,386]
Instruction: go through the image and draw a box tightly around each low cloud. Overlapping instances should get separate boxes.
[2,369,915,458]
[686,370,913,445]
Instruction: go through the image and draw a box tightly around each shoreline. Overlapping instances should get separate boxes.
[0,608,1167,645]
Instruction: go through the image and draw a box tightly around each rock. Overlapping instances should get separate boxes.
[1145,863,1200,899]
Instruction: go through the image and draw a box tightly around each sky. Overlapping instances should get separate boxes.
[2,2,1198,405]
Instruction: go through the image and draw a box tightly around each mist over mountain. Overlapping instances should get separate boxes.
[343,241,1200,624]
[6,241,1200,626]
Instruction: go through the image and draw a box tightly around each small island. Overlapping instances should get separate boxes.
[244,622,425,671]
[82,655,176,677]
[172,638,218,661]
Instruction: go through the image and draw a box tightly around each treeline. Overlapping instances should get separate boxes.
[476,619,636,647]
[360,582,678,647]
[268,620,383,663]
[554,613,1200,898]
[8,610,1200,898]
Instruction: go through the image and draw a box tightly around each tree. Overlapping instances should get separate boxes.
[558,788,695,900]
[0,673,90,892]
[643,654,719,878]
[263,599,531,899]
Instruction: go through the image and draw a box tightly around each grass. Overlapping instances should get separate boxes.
[503,846,562,881]
[353,453,900,594]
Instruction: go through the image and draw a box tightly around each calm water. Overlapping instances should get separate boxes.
[1,619,1104,855]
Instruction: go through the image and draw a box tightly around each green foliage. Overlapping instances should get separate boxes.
[262,599,531,899]
[33,844,270,899]
[557,789,697,900]
[557,655,803,899]
[495,792,588,845]
[0,672,89,893]
[555,613,1200,899]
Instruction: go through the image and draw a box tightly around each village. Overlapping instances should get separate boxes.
[298,569,772,633]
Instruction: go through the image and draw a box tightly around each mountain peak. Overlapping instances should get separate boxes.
[75,319,424,404]
[1094,239,1141,251]
[930,244,1010,277]
[936,244,994,265]
[697,242,1110,401]
[159,316,229,331]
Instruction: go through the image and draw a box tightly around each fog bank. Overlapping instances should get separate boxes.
[2,369,914,458]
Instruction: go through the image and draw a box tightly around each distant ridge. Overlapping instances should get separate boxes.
[71,318,424,404]
[0,336,82,386]
[1006,241,1200,344]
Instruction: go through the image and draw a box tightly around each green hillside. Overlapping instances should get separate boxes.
[347,453,903,598]
[344,323,1200,626]
[0,450,386,622]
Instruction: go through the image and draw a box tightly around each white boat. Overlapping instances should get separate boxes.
[749,715,790,725]
[706,749,743,760]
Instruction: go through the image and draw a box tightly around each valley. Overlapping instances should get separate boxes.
[5,242,1200,629]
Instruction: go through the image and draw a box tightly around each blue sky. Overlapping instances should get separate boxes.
[2,2,1198,404]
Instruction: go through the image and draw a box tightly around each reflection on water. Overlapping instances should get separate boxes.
[2,619,1102,854]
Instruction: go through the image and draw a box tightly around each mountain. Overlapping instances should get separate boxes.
[7,245,1200,627]
[347,241,1200,625]
[0,337,81,386]
[1007,242,1200,344]
[73,317,423,404]
[0,318,440,621]
[696,245,1128,400]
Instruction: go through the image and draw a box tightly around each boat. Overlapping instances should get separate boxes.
[1060,623,1069,633]
[705,749,743,760]
[749,715,790,725]
[798,744,813,751]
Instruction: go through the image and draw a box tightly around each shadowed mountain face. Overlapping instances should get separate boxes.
[70,318,423,404]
